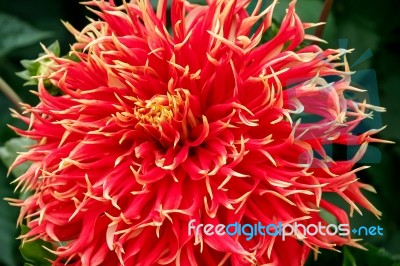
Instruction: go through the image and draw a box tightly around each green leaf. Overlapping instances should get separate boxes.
[0,169,20,266]
[19,225,55,266]
[271,0,322,21]
[46,41,60,57]
[16,41,60,86]
[361,244,400,266]
[0,138,27,266]
[0,138,55,265]
[0,137,34,178]
[343,247,357,266]
[0,12,51,57]
[274,0,337,41]
[343,244,400,266]
[320,207,338,225]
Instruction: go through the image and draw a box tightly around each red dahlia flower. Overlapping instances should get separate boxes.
[8,0,389,265]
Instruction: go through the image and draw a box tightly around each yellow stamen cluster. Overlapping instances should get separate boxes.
[135,94,175,125]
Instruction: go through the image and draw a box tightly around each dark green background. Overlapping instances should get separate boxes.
[0,0,399,265]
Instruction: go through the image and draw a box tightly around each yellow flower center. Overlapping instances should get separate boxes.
[135,95,174,125]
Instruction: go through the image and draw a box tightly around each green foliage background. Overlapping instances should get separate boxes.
[0,0,399,265]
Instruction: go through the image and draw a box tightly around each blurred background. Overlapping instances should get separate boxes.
[0,0,399,265]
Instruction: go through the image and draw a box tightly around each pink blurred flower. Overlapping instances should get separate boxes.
[8,0,389,265]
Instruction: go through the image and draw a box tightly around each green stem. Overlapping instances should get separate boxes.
[315,0,334,39]
[0,76,23,113]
